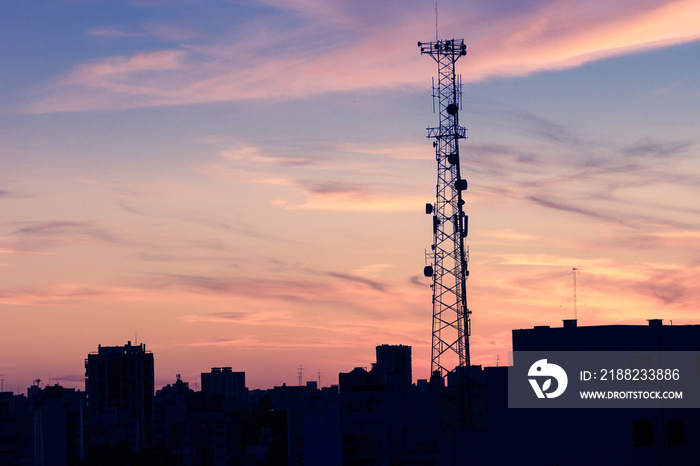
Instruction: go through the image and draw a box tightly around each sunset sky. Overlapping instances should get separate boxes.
[2,0,700,392]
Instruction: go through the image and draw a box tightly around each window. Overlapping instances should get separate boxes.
[343,433,376,457]
[633,420,653,446]
[667,420,684,445]
[348,400,370,414]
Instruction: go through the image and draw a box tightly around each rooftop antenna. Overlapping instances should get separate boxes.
[317,369,321,387]
[572,268,578,320]
[297,364,304,386]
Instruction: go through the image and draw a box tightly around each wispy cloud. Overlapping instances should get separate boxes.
[54,374,86,383]
[353,263,393,278]
[494,254,608,269]
[409,274,429,288]
[591,231,700,257]
[462,0,700,79]
[138,251,232,263]
[480,256,700,320]
[622,138,693,159]
[14,221,103,237]
[177,212,298,244]
[270,190,426,213]
[458,100,700,229]
[183,311,253,323]
[0,246,51,256]
[326,272,387,293]
[25,0,700,113]
[527,195,627,225]
[135,273,329,302]
[86,27,142,38]
[482,230,540,244]
[219,144,317,167]
[0,284,109,305]
[198,156,427,213]
[5,221,127,253]
[183,336,363,351]
[185,337,261,348]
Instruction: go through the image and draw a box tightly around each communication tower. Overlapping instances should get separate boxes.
[419,37,474,430]
[419,38,470,379]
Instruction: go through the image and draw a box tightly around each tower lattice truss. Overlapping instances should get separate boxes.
[419,38,471,378]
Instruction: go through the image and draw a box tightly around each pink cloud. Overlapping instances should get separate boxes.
[467,0,700,79]
[71,50,184,82]
[26,0,700,113]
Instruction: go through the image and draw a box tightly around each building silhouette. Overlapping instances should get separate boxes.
[84,341,154,452]
[201,367,247,401]
[513,318,699,351]
[154,375,192,462]
[375,345,412,391]
[337,345,439,466]
[449,319,700,466]
[0,391,33,465]
[28,384,84,466]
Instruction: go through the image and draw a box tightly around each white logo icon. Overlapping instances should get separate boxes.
[528,359,568,399]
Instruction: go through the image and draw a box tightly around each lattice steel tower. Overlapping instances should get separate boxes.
[419,38,470,380]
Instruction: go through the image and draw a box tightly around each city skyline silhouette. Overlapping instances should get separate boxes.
[2,0,700,400]
[4,322,700,465]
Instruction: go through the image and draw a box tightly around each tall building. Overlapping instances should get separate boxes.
[84,341,154,451]
[334,345,439,466]
[28,384,84,466]
[375,345,412,390]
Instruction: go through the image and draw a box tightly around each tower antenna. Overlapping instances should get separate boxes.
[435,2,439,42]
[418,33,470,429]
